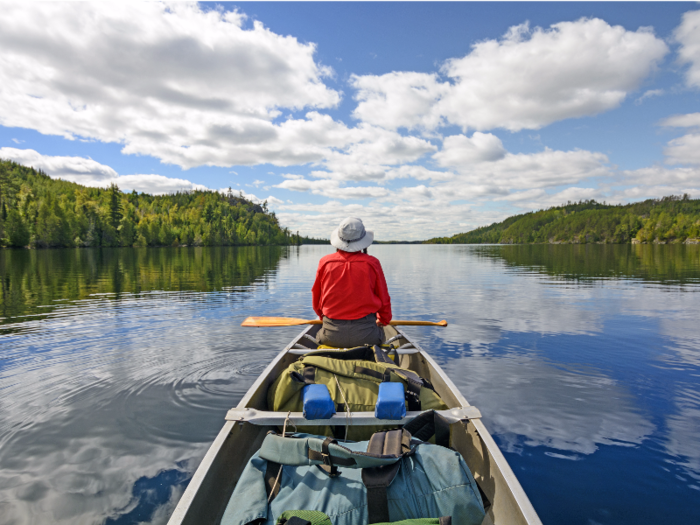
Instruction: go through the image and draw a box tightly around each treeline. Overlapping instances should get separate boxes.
[427,196,700,245]
[0,160,295,248]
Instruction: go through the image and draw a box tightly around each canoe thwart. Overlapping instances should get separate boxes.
[288,347,419,355]
[225,406,481,426]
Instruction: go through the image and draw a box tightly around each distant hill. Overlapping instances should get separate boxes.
[0,160,292,248]
[425,196,700,245]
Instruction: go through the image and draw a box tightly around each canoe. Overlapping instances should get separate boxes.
[167,324,543,525]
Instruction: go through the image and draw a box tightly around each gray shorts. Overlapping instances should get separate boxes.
[316,313,386,348]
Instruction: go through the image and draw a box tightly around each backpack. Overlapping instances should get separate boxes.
[267,346,448,441]
[221,411,485,525]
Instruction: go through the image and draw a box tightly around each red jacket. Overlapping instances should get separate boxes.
[312,251,392,324]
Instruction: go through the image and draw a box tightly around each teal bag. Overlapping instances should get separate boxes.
[221,411,485,525]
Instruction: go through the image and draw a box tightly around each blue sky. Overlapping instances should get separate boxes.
[1,2,699,240]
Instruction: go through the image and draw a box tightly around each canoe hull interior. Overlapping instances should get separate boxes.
[167,325,542,525]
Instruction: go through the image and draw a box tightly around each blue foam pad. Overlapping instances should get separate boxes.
[302,384,336,420]
[375,382,406,420]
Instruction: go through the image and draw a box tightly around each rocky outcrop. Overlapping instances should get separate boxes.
[685,238,700,245]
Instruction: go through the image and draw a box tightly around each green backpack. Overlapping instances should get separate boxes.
[267,345,447,441]
[276,510,451,525]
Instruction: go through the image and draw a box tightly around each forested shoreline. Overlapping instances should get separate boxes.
[0,160,294,248]
[427,196,700,245]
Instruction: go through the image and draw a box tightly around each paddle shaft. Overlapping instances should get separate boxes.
[241,316,447,327]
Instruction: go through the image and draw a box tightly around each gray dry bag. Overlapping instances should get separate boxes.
[221,411,485,525]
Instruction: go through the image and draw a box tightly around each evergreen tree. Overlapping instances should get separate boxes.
[108,183,123,230]
[5,207,30,247]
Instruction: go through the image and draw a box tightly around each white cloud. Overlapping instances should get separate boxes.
[266,196,284,205]
[276,177,389,200]
[0,147,207,195]
[498,186,605,210]
[434,144,611,191]
[659,112,700,166]
[384,165,454,182]
[675,9,700,88]
[352,72,449,131]
[664,133,700,165]
[660,112,700,128]
[621,165,700,189]
[352,18,668,132]
[635,89,664,105]
[276,140,613,238]
[0,2,340,169]
[0,147,118,181]
[112,174,208,194]
[433,133,507,166]
[315,125,437,182]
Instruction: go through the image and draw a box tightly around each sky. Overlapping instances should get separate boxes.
[1,1,699,241]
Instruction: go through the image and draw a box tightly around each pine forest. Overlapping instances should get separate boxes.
[427,196,700,245]
[0,160,295,249]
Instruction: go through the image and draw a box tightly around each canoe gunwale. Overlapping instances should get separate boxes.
[167,324,542,525]
[393,326,542,525]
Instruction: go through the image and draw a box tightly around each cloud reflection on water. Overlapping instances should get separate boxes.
[0,290,290,525]
[1,245,699,524]
[449,354,654,455]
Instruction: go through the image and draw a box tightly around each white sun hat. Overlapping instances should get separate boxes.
[330,217,374,252]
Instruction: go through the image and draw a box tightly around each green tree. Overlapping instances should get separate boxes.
[108,183,123,230]
[4,207,30,247]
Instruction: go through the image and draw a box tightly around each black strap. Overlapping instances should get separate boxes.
[388,368,425,411]
[403,410,451,448]
[355,365,423,411]
[305,345,375,361]
[361,429,409,523]
[307,448,356,466]
[366,429,411,456]
[404,379,422,411]
[264,461,282,503]
[303,365,316,383]
[318,437,339,476]
[362,462,401,523]
[354,365,384,381]
[286,518,311,525]
[372,345,394,364]
[290,366,316,385]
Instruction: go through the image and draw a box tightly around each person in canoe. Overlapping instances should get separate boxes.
[312,217,392,348]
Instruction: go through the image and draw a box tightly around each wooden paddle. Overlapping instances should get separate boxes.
[241,317,448,327]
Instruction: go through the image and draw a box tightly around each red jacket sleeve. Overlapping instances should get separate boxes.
[311,261,324,320]
[373,259,392,324]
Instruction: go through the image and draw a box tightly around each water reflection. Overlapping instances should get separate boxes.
[0,246,287,326]
[1,245,699,524]
[475,244,700,284]
[448,354,654,456]
[0,247,296,525]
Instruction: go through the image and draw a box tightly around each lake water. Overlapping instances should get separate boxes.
[1,245,699,525]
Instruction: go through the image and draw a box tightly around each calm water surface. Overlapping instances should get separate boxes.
[1,245,699,524]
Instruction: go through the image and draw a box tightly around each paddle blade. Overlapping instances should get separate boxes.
[241,317,321,327]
